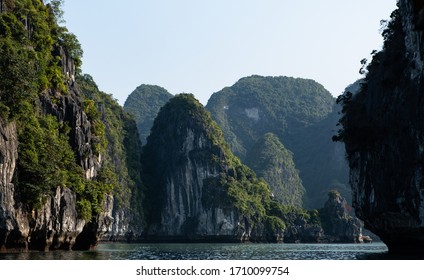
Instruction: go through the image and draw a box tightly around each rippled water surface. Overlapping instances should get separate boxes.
[0,242,399,260]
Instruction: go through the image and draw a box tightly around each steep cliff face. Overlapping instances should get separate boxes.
[0,118,22,250]
[0,79,140,251]
[77,74,145,242]
[0,1,143,250]
[338,0,424,253]
[142,94,284,241]
[0,80,102,251]
[0,113,90,251]
[40,90,100,181]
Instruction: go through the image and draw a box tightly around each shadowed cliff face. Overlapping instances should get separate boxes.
[338,0,424,254]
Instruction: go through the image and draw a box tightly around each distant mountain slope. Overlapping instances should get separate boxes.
[206,75,349,208]
[206,75,334,157]
[123,84,172,144]
[245,133,305,207]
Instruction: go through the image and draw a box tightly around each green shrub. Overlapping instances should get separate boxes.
[76,199,92,221]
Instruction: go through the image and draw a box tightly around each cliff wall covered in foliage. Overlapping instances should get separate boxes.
[0,0,143,251]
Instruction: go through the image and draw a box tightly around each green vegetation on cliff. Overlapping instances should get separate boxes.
[123,84,173,144]
[0,0,142,223]
[0,0,82,121]
[245,133,305,207]
[0,0,87,212]
[16,113,85,209]
[77,74,144,224]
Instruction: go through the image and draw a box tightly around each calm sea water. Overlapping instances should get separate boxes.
[0,242,401,260]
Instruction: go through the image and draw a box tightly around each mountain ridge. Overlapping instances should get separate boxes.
[206,75,349,208]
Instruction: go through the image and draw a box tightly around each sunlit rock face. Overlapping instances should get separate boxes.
[0,116,89,251]
[341,0,424,254]
[0,44,138,252]
[0,1,144,252]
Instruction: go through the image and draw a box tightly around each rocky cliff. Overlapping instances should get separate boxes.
[0,66,140,251]
[76,74,145,243]
[0,1,143,251]
[0,100,94,251]
[319,190,362,243]
[141,94,286,242]
[337,0,424,254]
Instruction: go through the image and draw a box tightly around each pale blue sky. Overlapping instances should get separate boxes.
[63,0,397,105]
